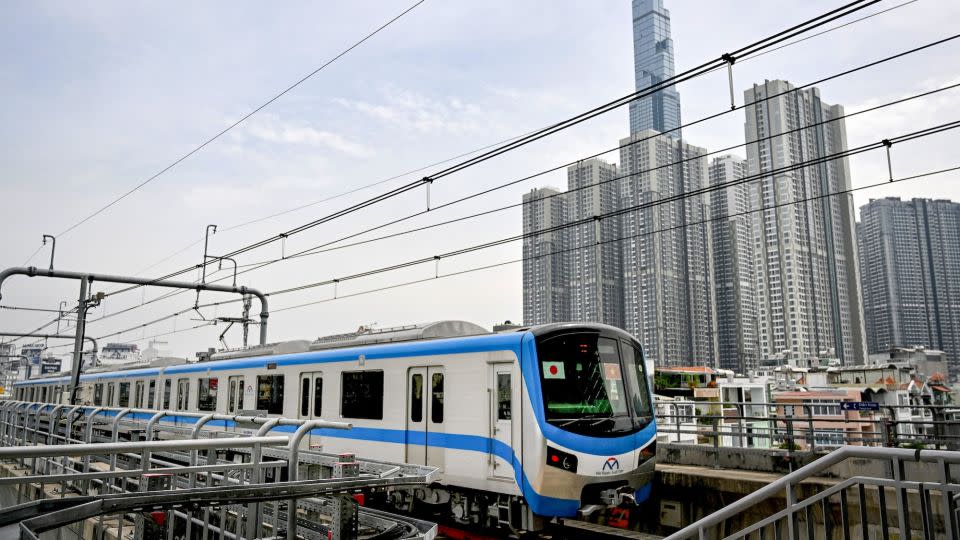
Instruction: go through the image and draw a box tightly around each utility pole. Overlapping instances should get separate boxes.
[69,276,89,405]
[242,293,252,348]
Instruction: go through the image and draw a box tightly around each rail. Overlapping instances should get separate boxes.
[0,400,439,540]
[664,445,960,539]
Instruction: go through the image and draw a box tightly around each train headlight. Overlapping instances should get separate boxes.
[546,446,578,473]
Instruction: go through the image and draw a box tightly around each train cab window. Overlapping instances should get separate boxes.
[118,382,131,407]
[497,373,511,420]
[147,381,156,409]
[256,375,285,414]
[410,374,423,422]
[622,342,653,426]
[431,373,444,424]
[107,383,116,406]
[177,379,190,411]
[134,381,144,408]
[341,371,383,420]
[197,378,218,411]
[163,380,172,409]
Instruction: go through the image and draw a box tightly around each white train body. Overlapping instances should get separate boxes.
[13,322,656,528]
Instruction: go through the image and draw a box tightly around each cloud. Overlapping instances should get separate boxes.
[333,86,488,135]
[239,114,373,157]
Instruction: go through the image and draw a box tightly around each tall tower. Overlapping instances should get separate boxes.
[629,0,682,138]
[619,130,715,366]
[858,197,960,377]
[710,155,759,373]
[522,188,569,325]
[744,80,867,366]
[566,159,624,327]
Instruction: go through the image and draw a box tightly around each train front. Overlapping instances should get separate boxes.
[520,323,656,518]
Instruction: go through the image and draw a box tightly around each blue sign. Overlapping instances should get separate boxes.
[840,401,880,411]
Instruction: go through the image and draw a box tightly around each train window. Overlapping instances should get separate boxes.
[431,373,444,424]
[94,384,103,406]
[118,382,130,407]
[300,377,310,417]
[147,381,156,409]
[410,374,423,422]
[229,379,238,413]
[313,377,323,417]
[135,381,144,408]
[257,375,285,414]
[177,379,190,411]
[163,380,172,409]
[197,378,218,411]
[622,342,653,424]
[40,387,47,403]
[497,373,511,420]
[341,371,383,420]
[107,383,116,406]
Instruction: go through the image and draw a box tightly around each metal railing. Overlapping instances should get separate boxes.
[0,400,439,540]
[663,445,960,540]
[655,400,960,453]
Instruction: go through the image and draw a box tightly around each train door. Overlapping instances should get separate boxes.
[405,367,445,469]
[227,376,245,413]
[488,364,514,479]
[134,381,144,408]
[298,372,324,419]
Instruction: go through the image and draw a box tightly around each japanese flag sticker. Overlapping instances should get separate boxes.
[542,361,565,379]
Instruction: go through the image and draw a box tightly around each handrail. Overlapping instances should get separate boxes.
[0,435,291,458]
[664,445,960,539]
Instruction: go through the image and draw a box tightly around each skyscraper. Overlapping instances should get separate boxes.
[522,188,568,325]
[858,197,960,377]
[629,0,682,138]
[744,80,867,365]
[619,130,715,366]
[710,155,759,373]
[566,159,624,327]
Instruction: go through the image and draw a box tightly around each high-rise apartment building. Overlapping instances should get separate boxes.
[522,188,568,325]
[566,159,624,326]
[858,197,960,377]
[709,155,759,373]
[629,0,681,138]
[744,80,867,365]
[619,130,715,366]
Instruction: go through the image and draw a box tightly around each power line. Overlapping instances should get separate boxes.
[47,0,428,243]
[89,0,881,301]
[77,32,960,330]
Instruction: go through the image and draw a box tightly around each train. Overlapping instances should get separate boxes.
[11,321,656,531]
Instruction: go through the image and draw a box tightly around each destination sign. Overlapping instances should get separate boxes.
[840,401,880,411]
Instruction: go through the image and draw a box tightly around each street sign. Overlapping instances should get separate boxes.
[840,401,880,411]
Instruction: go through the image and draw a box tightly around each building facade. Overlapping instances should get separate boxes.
[619,130,716,366]
[710,155,759,373]
[744,80,867,366]
[857,197,960,377]
[522,187,568,325]
[566,159,624,326]
[629,0,681,138]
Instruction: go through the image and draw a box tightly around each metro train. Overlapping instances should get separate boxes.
[12,321,656,531]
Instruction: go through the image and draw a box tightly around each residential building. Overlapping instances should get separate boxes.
[772,388,873,450]
[620,130,716,366]
[629,0,682,137]
[709,155,759,373]
[857,197,960,378]
[522,188,569,325]
[744,80,867,366]
[566,159,624,326]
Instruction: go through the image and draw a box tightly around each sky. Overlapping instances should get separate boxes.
[1,0,959,361]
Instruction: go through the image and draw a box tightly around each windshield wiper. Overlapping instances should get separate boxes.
[549,416,607,427]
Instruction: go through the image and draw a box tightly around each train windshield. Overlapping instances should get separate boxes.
[537,332,653,437]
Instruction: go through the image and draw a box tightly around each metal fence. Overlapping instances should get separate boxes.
[0,400,438,540]
[663,446,960,540]
[655,400,960,453]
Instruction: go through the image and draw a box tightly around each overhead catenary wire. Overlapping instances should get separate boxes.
[86,118,960,340]
[71,32,960,331]
[35,0,428,249]
[87,0,882,302]
[103,0,918,291]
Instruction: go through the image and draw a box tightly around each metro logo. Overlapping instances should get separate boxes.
[603,457,620,471]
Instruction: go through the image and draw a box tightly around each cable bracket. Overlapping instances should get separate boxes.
[882,139,894,181]
[722,53,737,110]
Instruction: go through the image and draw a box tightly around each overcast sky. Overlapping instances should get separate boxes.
[2,0,959,360]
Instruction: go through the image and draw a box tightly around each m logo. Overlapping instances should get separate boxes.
[602,457,620,471]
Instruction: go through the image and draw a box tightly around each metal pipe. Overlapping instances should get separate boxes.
[0,435,290,458]
[0,331,97,353]
[69,276,89,405]
[215,256,238,286]
[42,234,56,271]
[0,266,269,345]
[286,420,353,539]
